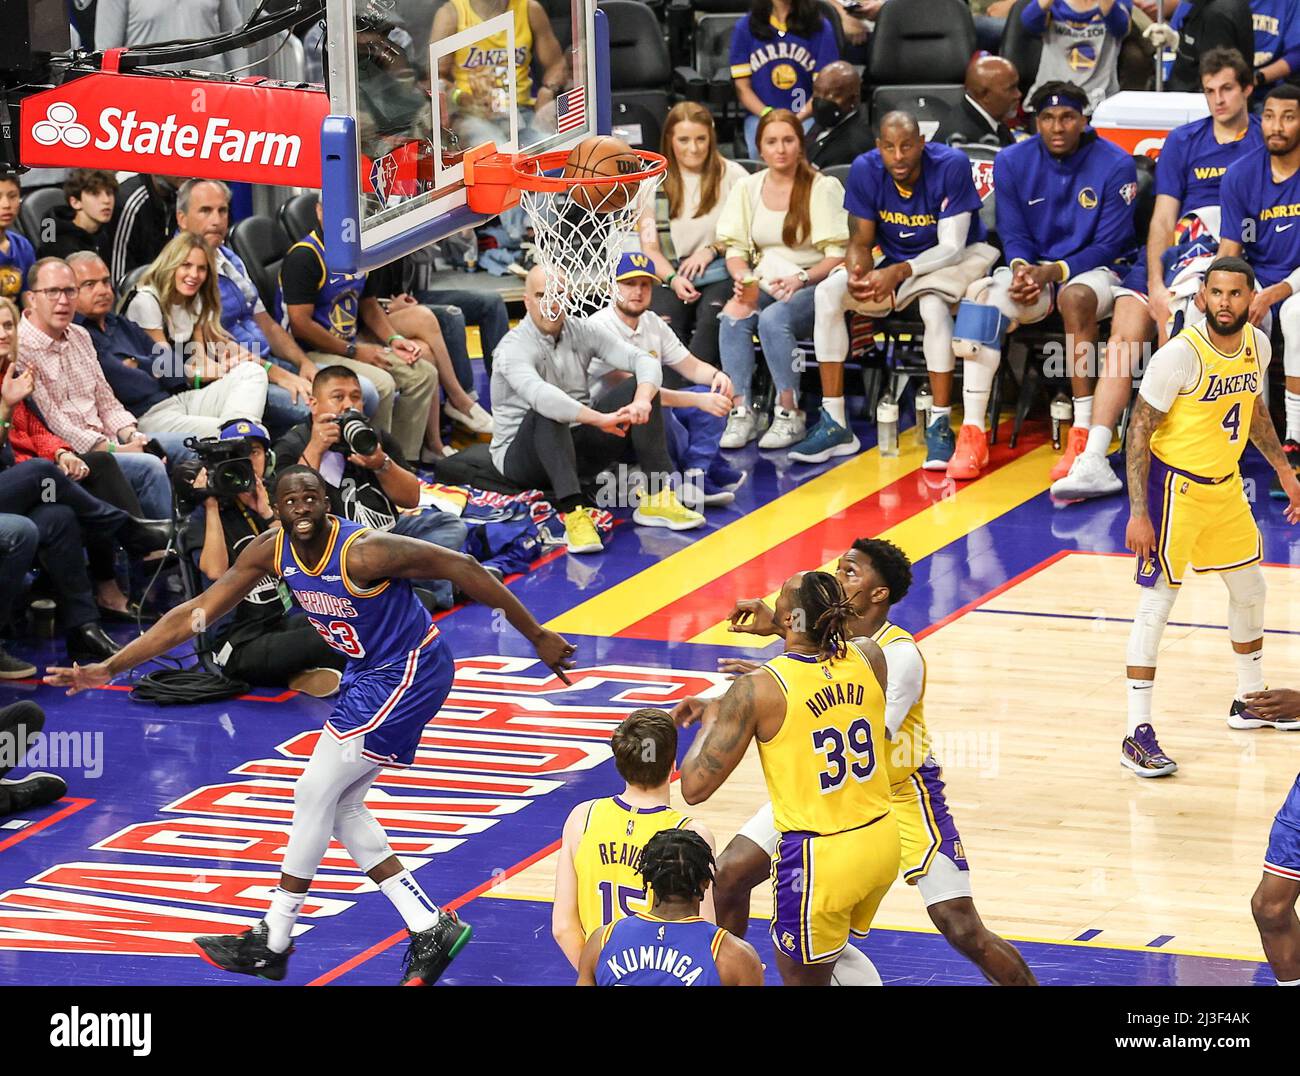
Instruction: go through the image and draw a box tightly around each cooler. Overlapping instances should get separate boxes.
[1091,91,1210,159]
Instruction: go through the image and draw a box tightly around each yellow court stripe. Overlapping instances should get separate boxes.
[544,440,928,636]
[689,445,1057,645]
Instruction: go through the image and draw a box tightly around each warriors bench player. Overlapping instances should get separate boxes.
[46,465,576,985]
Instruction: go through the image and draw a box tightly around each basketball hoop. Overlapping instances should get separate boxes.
[464,144,668,319]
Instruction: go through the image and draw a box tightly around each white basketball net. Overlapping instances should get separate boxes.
[518,171,663,320]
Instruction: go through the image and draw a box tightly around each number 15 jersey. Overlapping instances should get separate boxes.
[757,642,892,836]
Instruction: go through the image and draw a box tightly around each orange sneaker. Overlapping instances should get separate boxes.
[1051,426,1089,481]
[945,424,990,480]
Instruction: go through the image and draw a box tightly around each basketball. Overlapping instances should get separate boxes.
[562,134,642,212]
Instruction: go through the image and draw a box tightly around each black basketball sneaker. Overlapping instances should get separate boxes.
[399,910,472,986]
[194,919,293,981]
[0,772,67,815]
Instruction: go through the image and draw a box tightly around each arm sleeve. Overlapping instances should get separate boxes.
[1063,155,1137,278]
[993,154,1035,265]
[15,405,71,461]
[92,360,138,434]
[1103,0,1132,38]
[715,181,753,262]
[128,321,187,393]
[1219,163,1247,245]
[1153,127,1187,203]
[281,246,326,308]
[494,340,586,424]
[729,18,753,77]
[582,323,663,386]
[1255,331,1273,387]
[652,315,692,367]
[1021,0,1050,35]
[842,155,878,221]
[1281,7,1300,70]
[29,378,98,454]
[906,213,971,276]
[125,292,165,332]
[1137,336,1202,411]
[882,641,925,739]
[809,177,849,257]
[94,0,126,49]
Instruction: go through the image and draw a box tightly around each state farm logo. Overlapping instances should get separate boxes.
[30,102,91,149]
[30,103,303,168]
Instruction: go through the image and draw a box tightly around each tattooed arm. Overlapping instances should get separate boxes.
[1123,394,1168,562]
[1249,402,1300,523]
[345,530,577,680]
[674,672,772,804]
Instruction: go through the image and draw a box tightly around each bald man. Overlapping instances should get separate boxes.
[806,61,872,169]
[933,55,1023,147]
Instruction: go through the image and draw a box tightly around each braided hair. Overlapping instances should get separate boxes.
[797,571,856,661]
[639,829,715,904]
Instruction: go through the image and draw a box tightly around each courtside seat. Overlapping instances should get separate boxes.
[278,192,319,244]
[229,215,292,314]
[867,0,977,86]
[599,0,673,150]
[869,84,966,139]
[17,186,64,246]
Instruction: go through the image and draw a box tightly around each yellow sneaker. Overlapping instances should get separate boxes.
[633,488,705,531]
[564,505,603,554]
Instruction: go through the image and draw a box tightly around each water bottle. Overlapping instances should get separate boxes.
[914,383,933,438]
[1050,394,1073,449]
[876,395,899,458]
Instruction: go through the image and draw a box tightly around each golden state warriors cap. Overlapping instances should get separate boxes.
[615,252,660,283]
[218,418,270,445]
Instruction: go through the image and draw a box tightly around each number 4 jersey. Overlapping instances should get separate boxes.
[757,642,892,836]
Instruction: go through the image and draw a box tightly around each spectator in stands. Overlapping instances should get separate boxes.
[589,253,745,509]
[37,170,117,263]
[272,366,468,608]
[805,62,872,169]
[1219,83,1300,494]
[94,0,248,75]
[413,280,510,382]
[19,257,174,518]
[490,266,704,555]
[1053,48,1261,502]
[175,179,316,436]
[933,55,1024,147]
[731,0,840,158]
[1164,0,1254,92]
[0,172,34,305]
[279,203,442,463]
[109,173,182,287]
[951,83,1137,484]
[0,703,65,814]
[970,0,1020,52]
[1245,0,1300,99]
[187,419,345,696]
[72,247,268,444]
[638,103,749,370]
[801,111,999,470]
[715,109,847,451]
[1,294,165,618]
[1022,0,1133,112]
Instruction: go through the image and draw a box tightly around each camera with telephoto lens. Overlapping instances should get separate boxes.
[334,409,380,457]
[171,436,256,510]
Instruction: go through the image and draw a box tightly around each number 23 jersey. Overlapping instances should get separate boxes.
[757,642,892,836]
[275,516,439,676]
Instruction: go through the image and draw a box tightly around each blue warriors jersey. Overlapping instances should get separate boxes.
[275,516,440,679]
[728,13,838,114]
[844,142,987,265]
[0,230,34,303]
[279,230,368,343]
[1155,114,1263,214]
[594,913,726,986]
[1251,0,1300,92]
[1221,146,1300,289]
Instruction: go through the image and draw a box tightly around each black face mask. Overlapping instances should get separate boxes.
[812,97,845,129]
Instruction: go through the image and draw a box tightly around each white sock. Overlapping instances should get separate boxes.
[1286,390,1300,444]
[1085,424,1112,458]
[265,887,307,953]
[962,389,991,431]
[929,405,952,427]
[1235,650,1265,699]
[1278,978,1300,986]
[1126,678,1154,737]
[823,396,847,427]
[1072,395,1093,429]
[379,869,441,933]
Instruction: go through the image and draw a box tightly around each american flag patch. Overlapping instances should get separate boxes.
[556,85,586,134]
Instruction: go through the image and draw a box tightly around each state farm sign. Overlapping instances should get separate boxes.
[20,72,330,187]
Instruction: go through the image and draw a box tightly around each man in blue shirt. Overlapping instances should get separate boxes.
[1219,82,1300,489]
[799,112,998,469]
[952,81,1138,482]
[1055,47,1262,501]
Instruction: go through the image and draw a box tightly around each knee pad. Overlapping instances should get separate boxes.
[1126,580,1177,666]
[1224,566,1266,643]
[951,300,1010,360]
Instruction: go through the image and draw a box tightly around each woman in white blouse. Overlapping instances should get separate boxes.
[715,108,847,450]
[638,103,750,368]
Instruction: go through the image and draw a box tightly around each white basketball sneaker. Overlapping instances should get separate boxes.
[1050,452,1123,501]
[758,407,806,449]
[720,406,758,449]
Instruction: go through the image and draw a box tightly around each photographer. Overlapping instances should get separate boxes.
[273,366,468,608]
[183,419,345,697]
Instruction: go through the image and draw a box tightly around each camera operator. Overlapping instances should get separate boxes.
[183,419,345,697]
[273,366,468,608]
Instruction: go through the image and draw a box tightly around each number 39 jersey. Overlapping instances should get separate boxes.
[275,516,438,675]
[757,643,892,837]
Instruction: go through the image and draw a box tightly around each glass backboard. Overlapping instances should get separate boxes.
[321,0,604,274]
